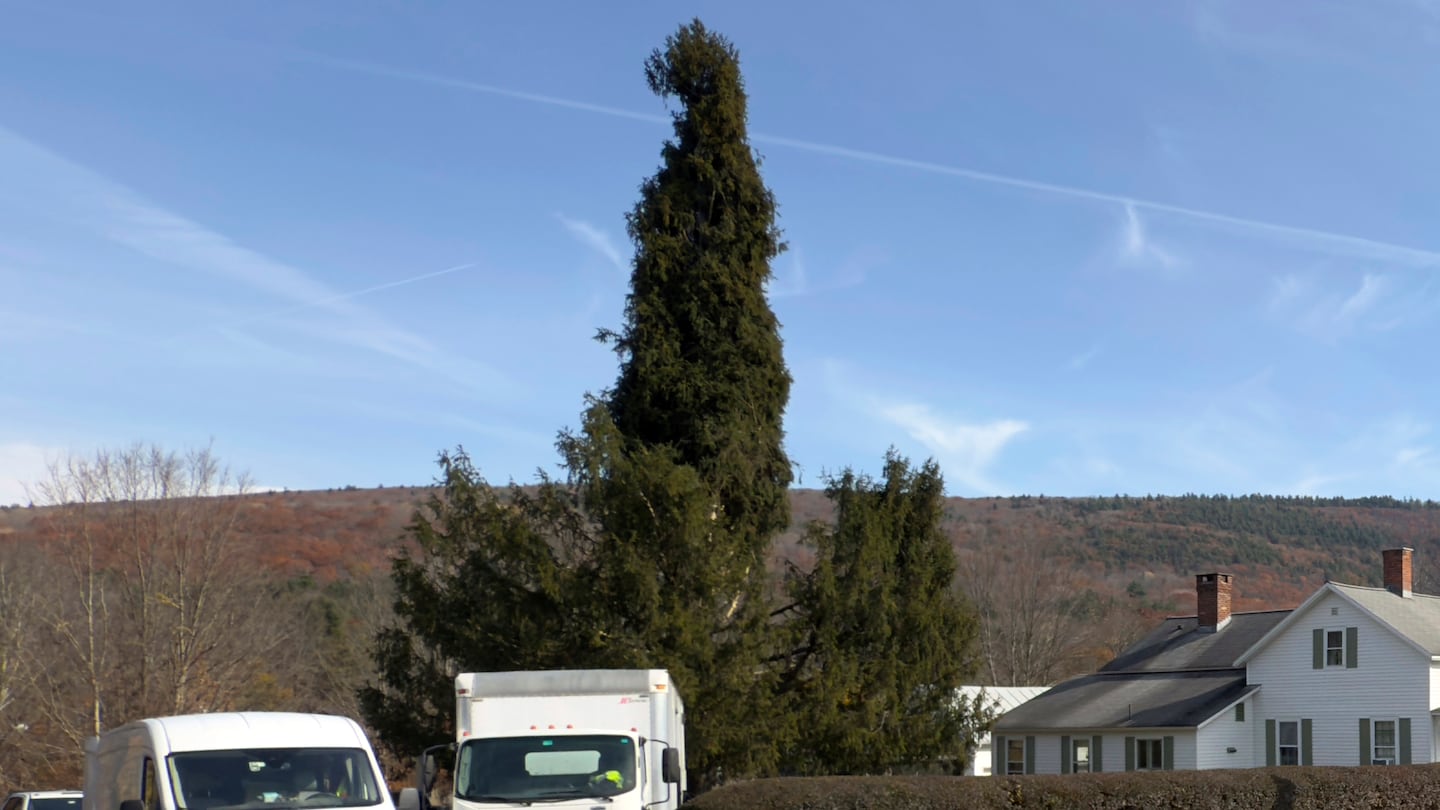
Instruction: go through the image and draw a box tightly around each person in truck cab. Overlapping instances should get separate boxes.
[586,749,629,793]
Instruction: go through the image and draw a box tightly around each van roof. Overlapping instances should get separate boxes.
[132,712,368,753]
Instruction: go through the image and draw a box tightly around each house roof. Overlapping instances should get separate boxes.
[1234,581,1440,665]
[993,669,1257,731]
[956,685,1049,714]
[1102,609,1291,673]
[989,609,1286,733]
[1329,584,1440,655]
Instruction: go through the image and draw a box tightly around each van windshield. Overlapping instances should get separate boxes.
[455,735,637,803]
[167,748,383,810]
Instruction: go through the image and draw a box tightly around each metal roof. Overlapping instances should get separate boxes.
[956,685,1049,715]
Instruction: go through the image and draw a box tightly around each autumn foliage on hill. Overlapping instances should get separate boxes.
[8,488,1436,615]
[6,483,1437,715]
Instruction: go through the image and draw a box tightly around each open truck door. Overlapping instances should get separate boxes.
[397,743,453,810]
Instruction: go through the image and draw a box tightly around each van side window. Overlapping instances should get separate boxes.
[143,758,162,810]
[3,797,23,810]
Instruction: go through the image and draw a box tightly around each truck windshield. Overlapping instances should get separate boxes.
[167,748,383,810]
[455,735,637,802]
[30,800,82,810]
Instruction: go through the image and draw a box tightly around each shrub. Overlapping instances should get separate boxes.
[686,765,1440,810]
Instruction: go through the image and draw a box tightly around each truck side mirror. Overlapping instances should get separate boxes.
[420,753,439,792]
[661,747,682,784]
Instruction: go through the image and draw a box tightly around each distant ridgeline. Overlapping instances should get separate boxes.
[942,493,1440,603]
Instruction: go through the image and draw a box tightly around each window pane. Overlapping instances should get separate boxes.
[1375,721,1395,747]
[1280,747,1299,766]
[1007,739,1025,774]
[1279,722,1298,746]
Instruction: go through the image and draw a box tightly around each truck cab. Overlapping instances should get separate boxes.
[400,670,685,810]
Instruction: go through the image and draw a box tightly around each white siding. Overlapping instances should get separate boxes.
[967,741,992,776]
[1247,590,1432,767]
[1430,663,1440,764]
[1167,731,1197,769]
[1033,734,1062,774]
[1007,731,1194,774]
[1196,697,1252,770]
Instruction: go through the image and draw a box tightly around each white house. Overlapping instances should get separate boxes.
[993,547,1440,774]
[956,685,1049,776]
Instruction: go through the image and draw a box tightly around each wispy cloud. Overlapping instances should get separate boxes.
[0,125,510,399]
[1068,344,1102,371]
[557,214,628,273]
[1270,271,1408,341]
[1119,202,1180,273]
[297,52,1440,269]
[879,402,1028,494]
[767,247,869,299]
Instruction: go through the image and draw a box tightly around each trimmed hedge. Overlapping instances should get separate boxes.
[686,765,1440,809]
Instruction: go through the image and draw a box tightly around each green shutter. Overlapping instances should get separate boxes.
[1401,718,1412,765]
[1124,736,1135,771]
[1301,719,1313,766]
[1266,720,1277,767]
[1346,626,1358,669]
[1060,736,1071,774]
[1163,736,1174,770]
[1359,718,1370,765]
[994,735,1006,775]
[1025,736,1035,774]
[1092,736,1103,773]
[1313,628,1324,669]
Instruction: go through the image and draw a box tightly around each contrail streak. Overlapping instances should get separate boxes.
[229,261,479,328]
[298,51,1440,267]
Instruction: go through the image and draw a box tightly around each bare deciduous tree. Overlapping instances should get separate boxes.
[957,531,1145,686]
[31,443,294,740]
[0,542,50,786]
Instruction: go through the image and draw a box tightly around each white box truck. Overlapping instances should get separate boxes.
[400,669,685,810]
[84,712,395,810]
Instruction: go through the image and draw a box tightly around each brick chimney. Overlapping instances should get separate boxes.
[1383,547,1413,597]
[1197,573,1234,632]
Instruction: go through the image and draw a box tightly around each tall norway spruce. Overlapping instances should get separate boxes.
[605,19,792,543]
[585,18,794,785]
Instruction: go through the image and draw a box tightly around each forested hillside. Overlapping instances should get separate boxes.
[4,485,1437,787]
[6,487,1434,610]
[5,481,1434,608]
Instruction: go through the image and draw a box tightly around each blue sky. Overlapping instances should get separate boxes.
[6,1,1440,504]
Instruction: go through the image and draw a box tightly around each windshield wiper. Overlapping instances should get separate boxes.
[532,792,612,803]
[459,796,531,806]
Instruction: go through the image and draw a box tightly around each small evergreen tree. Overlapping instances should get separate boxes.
[359,450,596,764]
[779,450,986,774]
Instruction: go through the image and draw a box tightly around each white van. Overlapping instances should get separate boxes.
[83,713,395,810]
